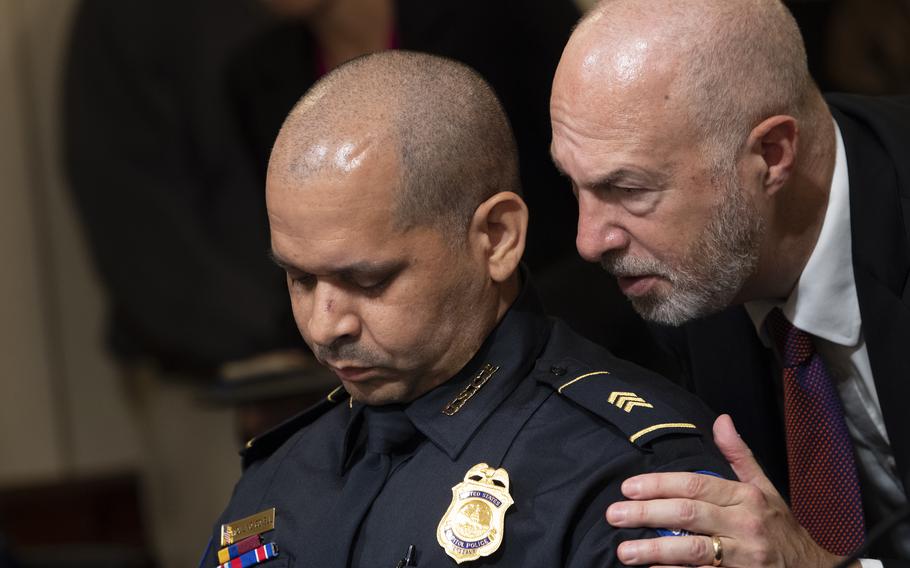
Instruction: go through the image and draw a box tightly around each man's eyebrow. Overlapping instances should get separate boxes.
[589,168,669,191]
[335,260,406,280]
[547,151,668,190]
[268,251,405,278]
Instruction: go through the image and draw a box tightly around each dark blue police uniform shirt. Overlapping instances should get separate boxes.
[204,280,731,567]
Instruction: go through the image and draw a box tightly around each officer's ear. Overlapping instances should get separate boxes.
[468,191,528,283]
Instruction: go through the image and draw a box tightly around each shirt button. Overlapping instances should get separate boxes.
[550,366,567,376]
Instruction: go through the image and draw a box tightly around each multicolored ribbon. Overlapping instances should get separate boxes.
[217,534,262,564]
[217,542,278,568]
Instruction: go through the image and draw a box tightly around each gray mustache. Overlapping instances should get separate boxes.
[600,254,672,281]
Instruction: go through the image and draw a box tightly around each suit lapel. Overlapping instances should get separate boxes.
[834,105,910,488]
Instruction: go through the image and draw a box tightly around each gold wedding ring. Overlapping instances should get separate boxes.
[711,535,724,567]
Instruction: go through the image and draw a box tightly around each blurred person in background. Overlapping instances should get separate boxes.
[62,1,327,566]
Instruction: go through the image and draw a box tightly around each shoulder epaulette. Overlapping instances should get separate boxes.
[240,385,349,469]
[535,357,702,448]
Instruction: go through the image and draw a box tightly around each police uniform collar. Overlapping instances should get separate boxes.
[403,267,551,460]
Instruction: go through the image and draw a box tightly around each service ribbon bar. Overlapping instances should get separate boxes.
[217,542,278,568]
[217,534,262,564]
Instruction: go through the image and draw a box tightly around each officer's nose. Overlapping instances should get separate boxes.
[575,191,630,262]
[300,282,361,348]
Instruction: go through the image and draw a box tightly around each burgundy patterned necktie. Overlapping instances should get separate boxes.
[765,307,865,555]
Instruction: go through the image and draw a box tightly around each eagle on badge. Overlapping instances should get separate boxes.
[437,463,514,563]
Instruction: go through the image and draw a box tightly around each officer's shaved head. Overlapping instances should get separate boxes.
[268,51,528,405]
[268,51,521,239]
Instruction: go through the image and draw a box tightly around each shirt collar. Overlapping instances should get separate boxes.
[403,268,551,460]
[745,118,862,346]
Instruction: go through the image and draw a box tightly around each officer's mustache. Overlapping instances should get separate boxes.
[310,341,388,368]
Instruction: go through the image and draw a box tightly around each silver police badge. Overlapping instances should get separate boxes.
[437,463,514,563]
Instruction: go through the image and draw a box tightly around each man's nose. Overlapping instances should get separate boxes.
[301,283,360,348]
[575,192,630,262]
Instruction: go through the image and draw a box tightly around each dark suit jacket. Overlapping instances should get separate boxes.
[657,94,910,563]
[226,0,581,271]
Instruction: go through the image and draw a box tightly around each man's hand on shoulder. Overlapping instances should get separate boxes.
[604,414,857,568]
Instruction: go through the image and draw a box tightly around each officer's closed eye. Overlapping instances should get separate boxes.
[346,270,399,296]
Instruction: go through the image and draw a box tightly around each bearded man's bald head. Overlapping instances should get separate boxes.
[568,0,820,163]
[268,51,521,239]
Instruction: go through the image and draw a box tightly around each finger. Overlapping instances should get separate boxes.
[616,534,725,567]
[713,414,779,496]
[621,471,745,507]
[606,498,724,535]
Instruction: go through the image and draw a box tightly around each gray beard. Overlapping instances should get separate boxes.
[602,174,764,326]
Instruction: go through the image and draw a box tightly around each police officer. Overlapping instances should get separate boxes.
[202,52,731,568]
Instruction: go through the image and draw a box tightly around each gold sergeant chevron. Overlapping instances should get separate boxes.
[607,391,654,413]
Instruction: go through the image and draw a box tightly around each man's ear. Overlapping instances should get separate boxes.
[745,115,799,197]
[468,191,528,283]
